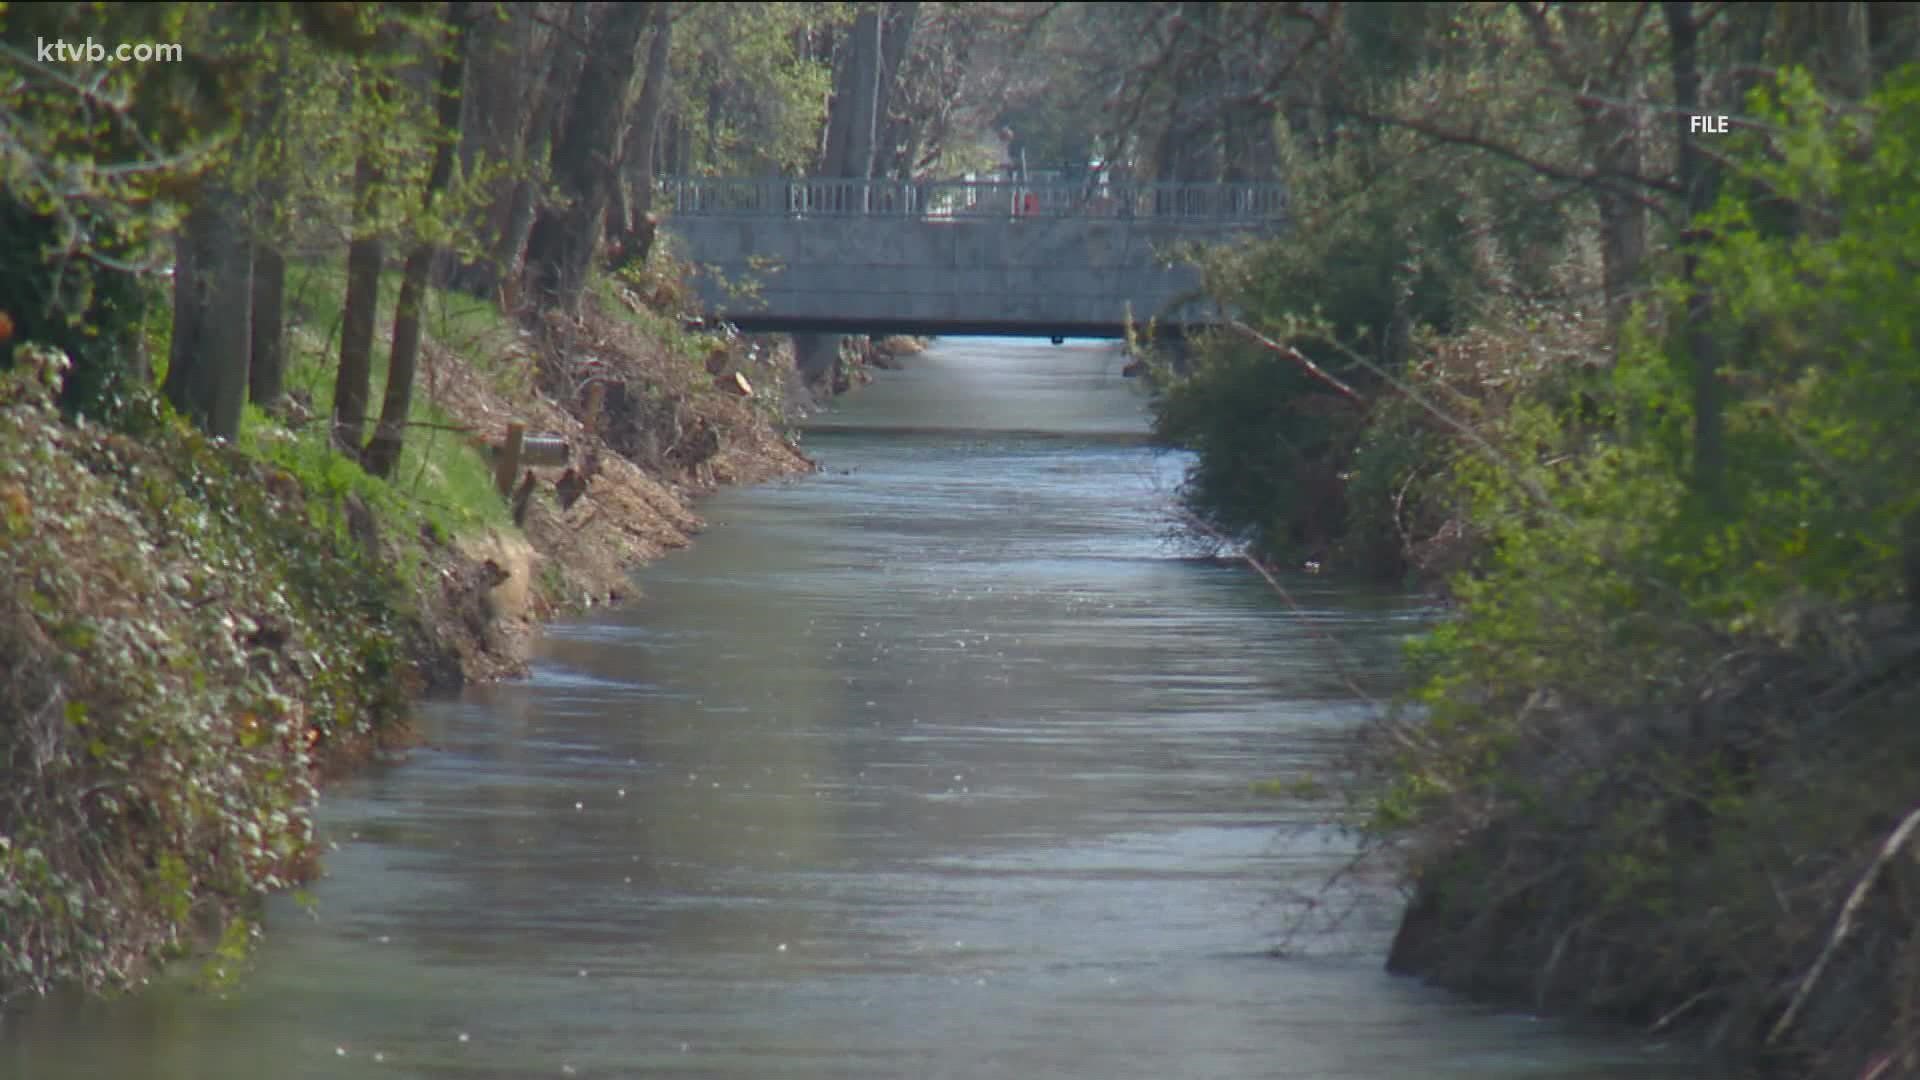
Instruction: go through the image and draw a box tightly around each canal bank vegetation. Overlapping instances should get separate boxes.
[1035,4,1920,1078]
[0,1,835,1002]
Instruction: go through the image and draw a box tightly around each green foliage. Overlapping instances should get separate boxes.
[1152,115,1489,570]
[1,2,487,433]
[0,197,160,423]
[673,4,841,174]
[233,5,495,259]
[1215,122,1483,351]
[0,357,431,1001]
[264,258,514,542]
[1370,66,1920,1060]
[1672,66,1920,617]
[1152,326,1363,565]
[0,3,215,423]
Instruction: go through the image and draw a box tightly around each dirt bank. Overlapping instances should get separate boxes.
[411,298,813,681]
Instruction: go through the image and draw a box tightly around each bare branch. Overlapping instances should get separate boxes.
[1516,3,1581,87]
[1605,3,1656,83]
[1336,102,1686,210]
[1227,319,1367,406]
[1767,805,1920,1046]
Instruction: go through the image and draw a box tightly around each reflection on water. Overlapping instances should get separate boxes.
[1,339,1704,1079]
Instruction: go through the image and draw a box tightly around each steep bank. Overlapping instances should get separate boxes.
[0,291,811,1003]
[423,295,814,678]
[1379,613,1920,1078]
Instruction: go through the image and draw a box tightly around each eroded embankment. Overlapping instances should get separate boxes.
[0,298,812,1002]
[418,301,815,679]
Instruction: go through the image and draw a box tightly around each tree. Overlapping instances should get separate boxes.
[660,3,839,177]
[443,1,557,300]
[1663,0,1723,505]
[522,1,658,317]
[621,4,676,227]
[1515,2,1656,338]
[163,186,253,439]
[332,145,385,452]
[796,3,920,389]
[158,4,294,439]
[3,4,228,423]
[245,35,296,411]
[882,2,1003,179]
[870,2,922,177]
[364,1,475,478]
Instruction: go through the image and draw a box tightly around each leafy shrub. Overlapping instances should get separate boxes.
[0,199,159,424]
[1153,120,1498,573]
[0,356,427,1001]
[1372,66,1920,1076]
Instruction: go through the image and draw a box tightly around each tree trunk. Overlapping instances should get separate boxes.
[1906,509,1920,625]
[659,112,681,177]
[246,34,291,410]
[248,244,287,408]
[1788,2,1874,98]
[1664,1,1723,507]
[523,1,655,317]
[1589,103,1647,345]
[442,1,543,294]
[490,178,539,308]
[1867,4,1920,84]
[365,1,473,479]
[455,1,590,302]
[164,186,252,441]
[623,6,675,221]
[333,153,384,452]
[819,27,856,187]
[870,2,920,178]
[842,8,884,189]
[795,8,896,393]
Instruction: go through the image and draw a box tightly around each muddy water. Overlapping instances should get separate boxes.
[2,339,1702,1079]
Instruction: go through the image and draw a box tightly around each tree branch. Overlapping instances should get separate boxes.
[1767,805,1920,1046]
[1227,319,1366,406]
[1606,3,1656,83]
[1337,102,1685,207]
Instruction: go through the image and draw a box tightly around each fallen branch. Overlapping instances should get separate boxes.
[1766,804,1920,1046]
[1649,987,1713,1034]
[1227,319,1367,406]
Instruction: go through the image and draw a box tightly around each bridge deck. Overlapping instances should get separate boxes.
[659,178,1285,338]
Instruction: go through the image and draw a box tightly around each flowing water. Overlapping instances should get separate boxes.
[3,339,1704,1079]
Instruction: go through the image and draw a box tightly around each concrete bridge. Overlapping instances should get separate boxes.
[657,177,1287,339]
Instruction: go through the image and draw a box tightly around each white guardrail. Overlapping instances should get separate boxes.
[659,177,1288,222]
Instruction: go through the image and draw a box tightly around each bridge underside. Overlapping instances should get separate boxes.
[712,314,1181,339]
[666,216,1270,341]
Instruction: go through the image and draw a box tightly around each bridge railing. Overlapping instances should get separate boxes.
[659,177,1287,222]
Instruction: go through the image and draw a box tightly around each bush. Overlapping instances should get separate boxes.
[1152,120,1501,574]
[1372,66,1920,1078]
[0,356,428,1001]
[0,199,158,425]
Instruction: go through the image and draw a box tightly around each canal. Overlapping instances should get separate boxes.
[2,338,1696,1078]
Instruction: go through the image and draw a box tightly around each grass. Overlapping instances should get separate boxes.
[142,257,529,596]
[258,259,520,542]
[282,257,531,391]
[594,263,710,366]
